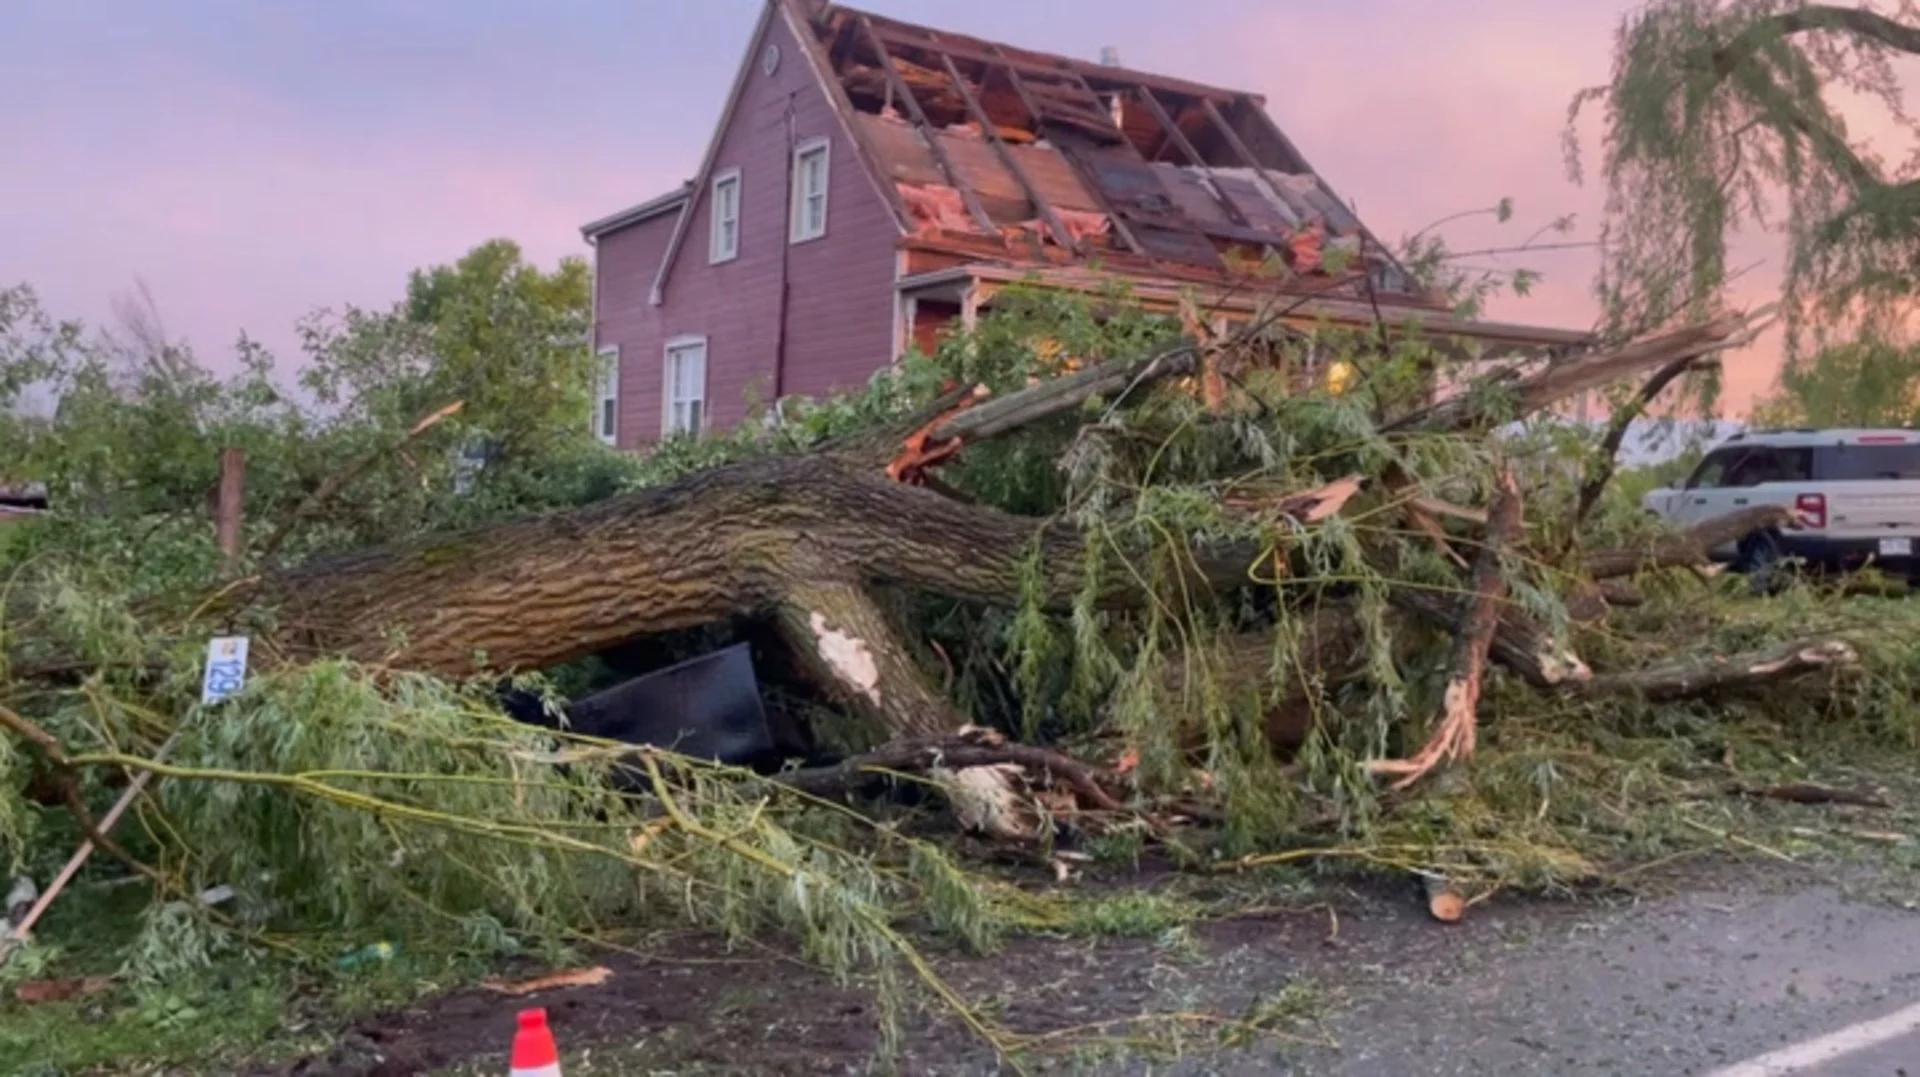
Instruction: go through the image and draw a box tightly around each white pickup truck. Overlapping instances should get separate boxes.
[1640,428,1920,583]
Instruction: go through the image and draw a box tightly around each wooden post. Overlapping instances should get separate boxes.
[216,447,245,577]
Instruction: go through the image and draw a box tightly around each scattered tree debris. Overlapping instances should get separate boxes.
[15,976,116,1004]
[1422,876,1467,924]
[1734,782,1891,810]
[1370,467,1524,788]
[482,966,616,997]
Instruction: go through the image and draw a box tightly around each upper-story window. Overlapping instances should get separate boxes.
[790,138,829,243]
[710,169,741,263]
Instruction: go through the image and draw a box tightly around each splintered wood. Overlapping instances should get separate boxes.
[1369,467,1524,789]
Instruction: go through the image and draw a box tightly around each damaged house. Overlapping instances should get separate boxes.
[581,0,1591,446]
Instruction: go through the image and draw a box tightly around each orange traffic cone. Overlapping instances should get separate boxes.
[509,1007,562,1076]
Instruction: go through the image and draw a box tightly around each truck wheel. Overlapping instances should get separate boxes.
[1737,531,1790,595]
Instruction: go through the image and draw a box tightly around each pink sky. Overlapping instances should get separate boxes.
[3,0,1913,416]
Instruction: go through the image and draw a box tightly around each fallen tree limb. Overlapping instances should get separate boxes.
[1584,505,1794,579]
[1575,638,1859,701]
[769,731,1125,814]
[1564,578,1646,622]
[1388,591,1592,690]
[926,346,1199,446]
[1370,467,1524,787]
[1566,354,1709,539]
[1395,595,1853,704]
[1732,782,1890,809]
[1390,307,1769,434]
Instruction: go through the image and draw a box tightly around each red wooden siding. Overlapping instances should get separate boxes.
[623,10,902,440]
[592,206,681,449]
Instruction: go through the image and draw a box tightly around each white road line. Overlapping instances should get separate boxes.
[1703,998,1920,1076]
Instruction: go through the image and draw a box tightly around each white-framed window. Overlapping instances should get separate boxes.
[709,168,741,263]
[790,137,830,243]
[663,335,708,438]
[593,345,619,445]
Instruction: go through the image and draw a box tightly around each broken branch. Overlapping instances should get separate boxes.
[257,400,465,569]
[1733,782,1890,809]
[1370,467,1524,787]
[1392,308,1769,434]
[1577,638,1859,701]
[1583,505,1794,580]
[1567,353,1707,538]
[771,731,1125,814]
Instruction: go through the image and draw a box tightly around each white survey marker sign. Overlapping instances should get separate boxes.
[201,636,251,704]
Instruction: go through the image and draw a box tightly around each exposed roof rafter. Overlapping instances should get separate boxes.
[1132,88,1255,230]
[988,47,1153,259]
[933,48,1081,253]
[853,14,998,236]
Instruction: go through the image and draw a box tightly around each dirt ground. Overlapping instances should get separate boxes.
[260,849,1920,1077]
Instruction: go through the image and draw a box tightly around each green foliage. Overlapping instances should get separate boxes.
[1571,0,1920,361]
[398,238,594,461]
[0,244,633,590]
[1754,336,1920,428]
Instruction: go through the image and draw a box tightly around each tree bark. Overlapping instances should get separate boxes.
[253,454,1263,738]
[1583,505,1793,580]
[1389,309,1764,435]
[1576,638,1858,702]
[771,570,963,739]
[1371,468,1524,786]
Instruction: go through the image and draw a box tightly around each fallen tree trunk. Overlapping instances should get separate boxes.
[228,308,1772,749]
[254,454,1264,740]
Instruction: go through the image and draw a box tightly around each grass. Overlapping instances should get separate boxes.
[6,574,1920,1075]
[0,870,511,1075]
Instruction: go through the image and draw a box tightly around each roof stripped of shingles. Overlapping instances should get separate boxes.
[800,1,1423,302]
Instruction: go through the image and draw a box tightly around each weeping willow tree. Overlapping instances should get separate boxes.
[1569,0,1920,408]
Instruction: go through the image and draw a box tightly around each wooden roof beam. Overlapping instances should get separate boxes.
[1227,94,1412,280]
[853,14,999,237]
[989,49,1151,258]
[933,49,1082,254]
[1132,87,1256,229]
[1199,97,1303,227]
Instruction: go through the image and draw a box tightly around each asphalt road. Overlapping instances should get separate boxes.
[1246,872,1920,1075]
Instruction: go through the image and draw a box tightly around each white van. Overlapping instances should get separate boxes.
[1641,428,1920,582]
